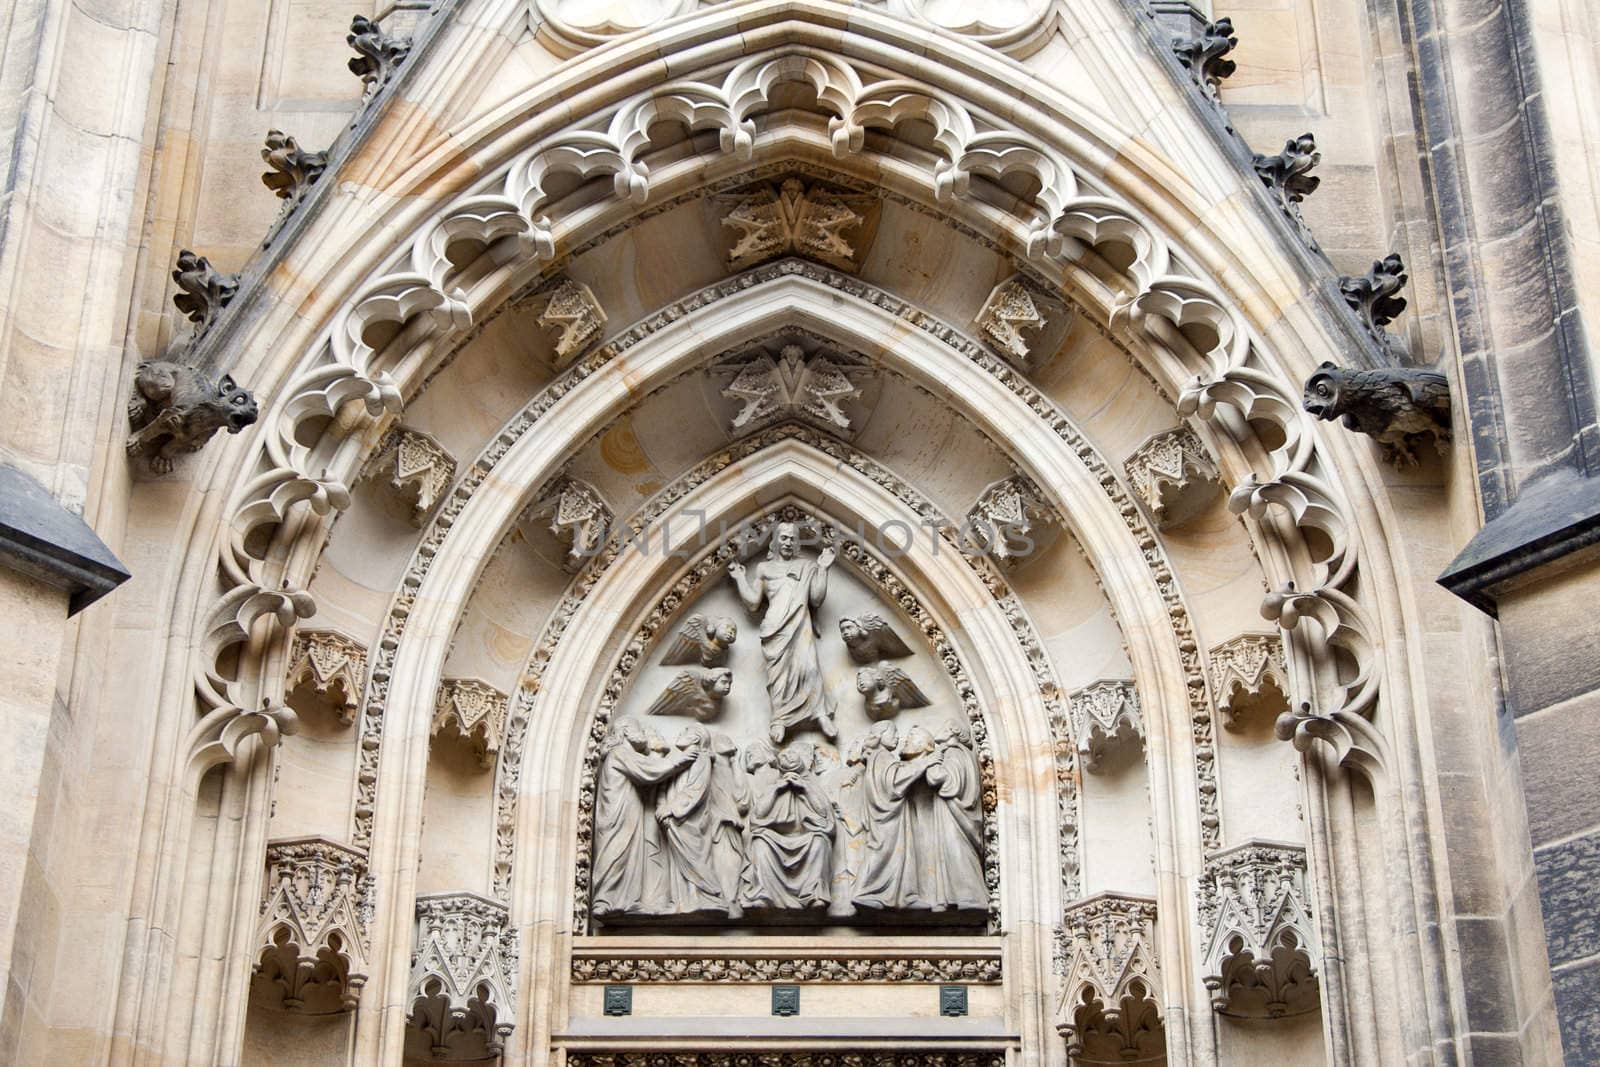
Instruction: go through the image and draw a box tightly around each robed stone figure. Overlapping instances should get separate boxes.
[852,722,938,911]
[739,744,837,910]
[729,523,839,743]
[708,732,751,918]
[591,719,694,917]
[921,720,987,911]
[653,724,726,914]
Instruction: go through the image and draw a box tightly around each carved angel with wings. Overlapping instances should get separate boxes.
[839,613,914,664]
[647,668,734,722]
[856,663,931,720]
[660,614,739,667]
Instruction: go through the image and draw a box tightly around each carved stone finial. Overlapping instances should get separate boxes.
[1209,634,1290,729]
[1197,841,1320,1017]
[407,892,518,1059]
[1338,253,1409,356]
[1252,132,1321,243]
[719,179,874,270]
[716,344,867,434]
[171,249,238,339]
[966,476,1053,563]
[1065,680,1144,772]
[261,129,329,201]
[1172,17,1237,100]
[974,275,1072,371]
[1302,361,1451,466]
[1124,427,1221,528]
[432,679,510,769]
[530,478,612,569]
[288,629,368,724]
[126,360,259,474]
[369,427,455,526]
[252,836,372,1013]
[537,278,607,369]
[347,15,411,96]
[1055,892,1164,1062]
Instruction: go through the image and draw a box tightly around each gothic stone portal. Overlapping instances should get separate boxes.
[589,524,990,931]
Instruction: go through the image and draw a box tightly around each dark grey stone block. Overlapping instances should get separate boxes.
[0,465,129,615]
[1553,958,1600,1065]
[1515,700,1600,845]
[1533,833,1600,966]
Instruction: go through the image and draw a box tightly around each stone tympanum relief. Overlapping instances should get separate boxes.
[589,521,988,928]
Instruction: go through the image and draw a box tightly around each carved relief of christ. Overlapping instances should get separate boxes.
[728,522,839,744]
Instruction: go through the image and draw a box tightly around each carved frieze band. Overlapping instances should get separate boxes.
[568,1055,1007,1067]
[1124,427,1220,529]
[1065,680,1144,772]
[432,678,510,769]
[1209,633,1290,729]
[572,950,1002,983]
[252,836,372,1013]
[287,628,367,724]
[408,892,518,1059]
[1055,892,1164,1063]
[1197,840,1319,1017]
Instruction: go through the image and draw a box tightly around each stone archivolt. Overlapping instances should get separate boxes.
[1055,893,1164,1063]
[431,678,510,769]
[1124,427,1221,529]
[371,426,456,526]
[1197,841,1320,1018]
[1209,633,1291,729]
[251,836,372,1014]
[1065,680,1144,772]
[407,892,518,1059]
[286,628,367,724]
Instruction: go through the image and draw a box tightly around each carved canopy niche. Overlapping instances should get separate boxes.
[580,509,997,933]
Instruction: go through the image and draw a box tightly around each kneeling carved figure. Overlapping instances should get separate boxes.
[127,360,258,473]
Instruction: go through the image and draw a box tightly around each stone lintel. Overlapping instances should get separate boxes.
[0,465,130,615]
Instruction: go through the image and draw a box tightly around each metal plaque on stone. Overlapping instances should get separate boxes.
[772,984,800,1016]
[940,984,968,1017]
[603,985,632,1016]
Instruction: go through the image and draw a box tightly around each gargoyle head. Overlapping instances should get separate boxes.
[218,375,260,433]
[1302,362,1346,422]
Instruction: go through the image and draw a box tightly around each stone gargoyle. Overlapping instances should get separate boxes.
[126,360,259,474]
[1302,362,1450,466]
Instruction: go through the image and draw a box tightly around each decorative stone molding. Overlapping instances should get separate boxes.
[287,628,368,724]
[1197,840,1320,1017]
[407,892,518,1059]
[261,130,328,203]
[252,836,372,1013]
[170,249,238,341]
[568,1055,1006,1067]
[1302,362,1452,467]
[537,278,607,369]
[715,343,868,433]
[371,427,455,526]
[1123,427,1220,529]
[720,178,874,270]
[1209,633,1289,729]
[974,274,1071,370]
[571,949,1002,983]
[530,477,612,569]
[966,475,1052,562]
[1055,893,1164,1063]
[1337,253,1409,356]
[347,15,410,98]
[126,361,260,474]
[431,679,510,769]
[1172,17,1237,103]
[1252,133,1320,244]
[1065,681,1144,772]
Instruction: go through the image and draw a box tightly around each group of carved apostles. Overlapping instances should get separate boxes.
[591,524,987,921]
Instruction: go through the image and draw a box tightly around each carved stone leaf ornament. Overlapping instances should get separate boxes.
[407,892,518,1059]
[1197,841,1320,1017]
[720,178,874,270]
[170,249,238,340]
[252,837,372,1013]
[571,951,1003,983]
[1124,427,1220,529]
[1055,893,1164,1063]
[432,679,510,769]
[1172,17,1238,102]
[1337,253,1410,358]
[1252,132,1321,245]
[287,629,368,723]
[347,15,411,98]
[261,129,328,201]
[717,344,866,433]
[537,278,607,369]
